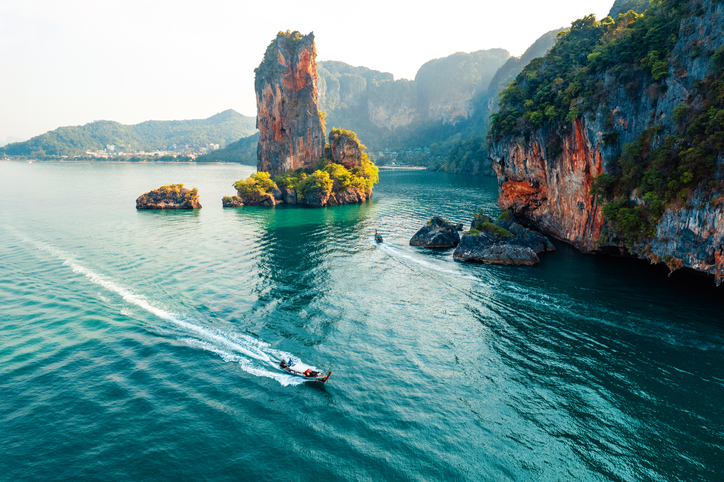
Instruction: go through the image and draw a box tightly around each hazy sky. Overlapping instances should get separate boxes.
[0,0,614,141]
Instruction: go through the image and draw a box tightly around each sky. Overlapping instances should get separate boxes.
[0,0,614,142]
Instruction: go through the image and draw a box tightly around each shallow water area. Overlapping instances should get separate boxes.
[1,161,723,481]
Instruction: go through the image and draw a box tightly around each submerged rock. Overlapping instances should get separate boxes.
[453,211,554,265]
[136,184,201,209]
[410,216,461,248]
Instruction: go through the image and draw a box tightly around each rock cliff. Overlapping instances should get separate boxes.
[490,0,724,283]
[255,31,325,175]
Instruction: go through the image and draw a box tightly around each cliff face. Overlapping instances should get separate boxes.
[316,49,509,150]
[255,32,325,175]
[330,134,361,170]
[491,0,724,282]
[414,49,510,124]
[492,118,606,251]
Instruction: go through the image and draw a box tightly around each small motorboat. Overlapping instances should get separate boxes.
[279,359,332,383]
[374,232,383,243]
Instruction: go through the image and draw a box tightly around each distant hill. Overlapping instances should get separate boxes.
[195,133,258,165]
[1,109,256,157]
[486,28,566,108]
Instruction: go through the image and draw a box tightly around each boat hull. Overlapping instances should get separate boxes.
[280,366,332,383]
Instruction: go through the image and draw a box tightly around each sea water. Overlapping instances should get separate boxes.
[1,161,723,481]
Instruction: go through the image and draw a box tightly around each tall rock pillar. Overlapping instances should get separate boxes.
[255,31,325,175]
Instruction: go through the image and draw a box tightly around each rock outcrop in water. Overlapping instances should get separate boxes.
[136,184,201,209]
[410,216,461,248]
[453,212,555,265]
[255,31,325,175]
[490,0,724,283]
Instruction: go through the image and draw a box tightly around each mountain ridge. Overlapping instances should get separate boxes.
[1,109,256,157]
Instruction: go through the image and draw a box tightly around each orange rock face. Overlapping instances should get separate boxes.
[491,118,604,252]
[255,32,325,175]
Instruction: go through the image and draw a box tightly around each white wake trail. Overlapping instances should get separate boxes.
[8,228,314,386]
[376,240,477,279]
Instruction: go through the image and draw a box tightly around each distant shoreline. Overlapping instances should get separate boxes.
[2,158,430,170]
[1,158,254,165]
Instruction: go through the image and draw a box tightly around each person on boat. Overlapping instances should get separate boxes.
[304,369,312,377]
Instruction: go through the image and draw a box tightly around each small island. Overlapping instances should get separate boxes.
[136,184,201,209]
[224,31,378,208]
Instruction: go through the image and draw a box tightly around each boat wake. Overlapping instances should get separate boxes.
[11,229,316,386]
[375,239,477,280]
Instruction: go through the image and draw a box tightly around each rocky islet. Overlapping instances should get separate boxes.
[453,212,555,265]
[136,184,201,209]
[225,31,377,209]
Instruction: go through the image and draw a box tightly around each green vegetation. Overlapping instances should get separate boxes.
[497,210,513,222]
[491,3,685,138]
[1,110,256,158]
[234,129,378,202]
[234,172,277,198]
[593,43,724,247]
[476,222,515,238]
[297,170,333,199]
[466,229,481,236]
[155,184,198,200]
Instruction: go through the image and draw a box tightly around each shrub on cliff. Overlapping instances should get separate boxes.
[271,128,379,196]
[297,170,333,199]
[476,222,515,238]
[234,172,278,197]
[274,169,306,190]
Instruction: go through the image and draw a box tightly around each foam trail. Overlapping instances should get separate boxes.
[376,240,477,280]
[8,228,314,386]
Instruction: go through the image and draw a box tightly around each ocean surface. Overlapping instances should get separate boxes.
[1,161,723,481]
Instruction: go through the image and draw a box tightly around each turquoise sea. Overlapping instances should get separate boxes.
[1,161,723,481]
